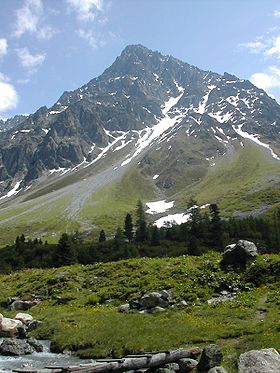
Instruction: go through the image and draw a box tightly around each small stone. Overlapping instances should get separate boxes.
[197,345,223,372]
[151,306,166,313]
[178,358,198,372]
[118,303,130,312]
[14,313,33,324]
[208,367,227,373]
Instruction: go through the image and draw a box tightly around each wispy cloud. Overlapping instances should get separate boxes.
[0,38,8,58]
[77,29,104,48]
[0,74,18,112]
[265,36,280,57]
[14,0,56,40]
[250,65,280,98]
[274,10,280,17]
[67,0,104,22]
[239,38,267,54]
[15,47,46,69]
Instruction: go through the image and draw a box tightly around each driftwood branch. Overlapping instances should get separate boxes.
[57,348,201,373]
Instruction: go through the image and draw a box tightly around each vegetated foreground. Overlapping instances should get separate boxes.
[0,252,279,372]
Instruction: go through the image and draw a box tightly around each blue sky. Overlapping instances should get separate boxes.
[1,0,280,119]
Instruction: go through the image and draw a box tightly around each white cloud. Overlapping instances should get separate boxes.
[16,47,46,69]
[250,72,280,91]
[13,0,56,40]
[14,0,42,38]
[274,10,280,17]
[0,38,8,58]
[0,75,18,112]
[240,39,267,54]
[67,0,104,21]
[77,29,104,48]
[266,36,280,57]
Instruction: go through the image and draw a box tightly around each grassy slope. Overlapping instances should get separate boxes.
[0,253,279,372]
[0,167,155,246]
[175,141,280,216]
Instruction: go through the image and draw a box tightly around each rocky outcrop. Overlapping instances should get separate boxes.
[9,299,39,311]
[238,348,280,373]
[221,240,258,267]
[119,290,176,313]
[0,339,34,356]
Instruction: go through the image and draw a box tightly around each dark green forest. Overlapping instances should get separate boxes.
[0,201,279,274]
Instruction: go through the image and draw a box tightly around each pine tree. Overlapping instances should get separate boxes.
[56,233,76,266]
[99,229,106,242]
[151,225,160,246]
[135,200,147,241]
[209,203,224,250]
[124,213,133,242]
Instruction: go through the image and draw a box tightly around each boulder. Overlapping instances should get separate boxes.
[178,358,198,372]
[118,303,130,313]
[9,299,39,311]
[27,338,44,352]
[14,312,33,324]
[197,345,223,372]
[0,339,34,356]
[140,292,169,309]
[221,240,258,267]
[238,348,280,373]
[208,367,228,373]
[0,313,23,337]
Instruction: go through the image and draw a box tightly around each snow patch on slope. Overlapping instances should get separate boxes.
[146,200,174,215]
[121,84,185,166]
[0,180,23,200]
[233,124,280,160]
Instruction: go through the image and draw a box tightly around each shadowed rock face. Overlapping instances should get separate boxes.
[221,240,258,267]
[0,44,279,197]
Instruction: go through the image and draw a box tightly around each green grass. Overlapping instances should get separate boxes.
[0,252,279,372]
[175,141,280,216]
[78,167,155,235]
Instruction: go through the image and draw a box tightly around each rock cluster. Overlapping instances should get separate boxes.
[0,312,43,356]
[119,290,177,313]
[7,296,40,311]
[238,348,280,373]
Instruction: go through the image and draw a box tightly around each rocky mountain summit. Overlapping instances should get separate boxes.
[0,44,279,199]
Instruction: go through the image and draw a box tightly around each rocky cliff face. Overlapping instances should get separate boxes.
[0,44,279,197]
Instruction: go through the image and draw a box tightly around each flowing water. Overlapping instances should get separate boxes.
[0,340,93,372]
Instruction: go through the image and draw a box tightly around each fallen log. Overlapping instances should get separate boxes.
[61,348,201,373]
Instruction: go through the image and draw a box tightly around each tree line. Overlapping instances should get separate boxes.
[0,200,279,273]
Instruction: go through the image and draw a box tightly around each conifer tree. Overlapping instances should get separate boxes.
[124,213,133,242]
[99,229,106,242]
[135,200,148,241]
[151,225,160,246]
[56,233,76,266]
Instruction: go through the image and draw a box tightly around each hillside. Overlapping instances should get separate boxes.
[0,45,279,245]
[0,253,279,372]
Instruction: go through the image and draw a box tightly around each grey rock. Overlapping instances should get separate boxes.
[222,240,258,267]
[238,348,280,373]
[150,306,166,313]
[26,320,42,333]
[9,300,39,311]
[129,300,143,310]
[178,358,198,372]
[27,338,44,352]
[208,367,227,373]
[163,363,179,371]
[0,339,34,356]
[197,345,223,372]
[140,292,169,309]
[118,303,130,312]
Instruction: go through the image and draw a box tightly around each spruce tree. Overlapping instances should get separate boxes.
[151,225,160,246]
[124,213,133,242]
[99,229,106,242]
[135,200,147,241]
[56,233,76,266]
[209,203,223,250]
